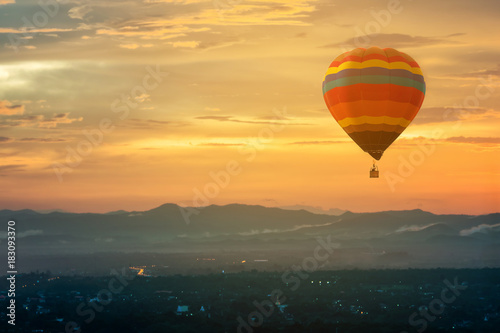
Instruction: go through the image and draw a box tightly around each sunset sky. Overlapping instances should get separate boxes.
[0,0,499,214]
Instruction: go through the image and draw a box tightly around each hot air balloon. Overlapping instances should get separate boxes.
[322,47,426,178]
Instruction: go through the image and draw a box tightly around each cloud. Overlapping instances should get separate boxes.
[323,33,465,49]
[197,142,244,147]
[196,115,277,125]
[0,113,83,128]
[444,136,500,145]
[196,115,308,125]
[0,100,25,115]
[460,223,500,236]
[195,36,244,50]
[395,223,439,233]
[68,5,92,20]
[0,136,13,143]
[0,164,26,174]
[257,114,291,121]
[289,140,348,145]
[147,119,171,124]
[0,27,74,34]
[19,137,67,143]
[95,25,207,40]
[168,41,200,48]
[88,0,314,49]
[411,107,492,125]
[211,2,315,26]
[129,118,171,125]
[119,43,140,49]
[454,64,500,78]
[238,222,337,236]
[0,229,43,238]
[0,0,14,4]
[38,113,83,128]
[18,229,44,238]
[123,118,189,129]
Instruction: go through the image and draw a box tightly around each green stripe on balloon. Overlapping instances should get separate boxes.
[322,75,425,95]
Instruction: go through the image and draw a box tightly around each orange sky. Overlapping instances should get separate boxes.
[0,0,499,214]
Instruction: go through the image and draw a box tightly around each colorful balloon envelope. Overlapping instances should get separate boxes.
[322,47,426,161]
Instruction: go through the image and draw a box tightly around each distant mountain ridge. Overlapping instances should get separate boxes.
[0,204,499,268]
[279,205,346,216]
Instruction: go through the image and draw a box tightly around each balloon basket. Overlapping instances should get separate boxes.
[370,163,379,178]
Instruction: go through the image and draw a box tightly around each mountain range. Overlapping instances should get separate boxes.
[1,204,499,271]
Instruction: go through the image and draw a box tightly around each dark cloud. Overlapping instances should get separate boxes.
[19,137,66,143]
[289,140,348,145]
[197,143,244,147]
[196,115,308,125]
[238,5,295,16]
[0,136,12,143]
[196,36,243,50]
[322,33,465,49]
[0,113,82,128]
[125,118,188,129]
[0,164,26,173]
[146,119,171,125]
[256,114,292,121]
[0,100,24,115]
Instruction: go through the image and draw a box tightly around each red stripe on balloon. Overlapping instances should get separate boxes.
[324,83,425,106]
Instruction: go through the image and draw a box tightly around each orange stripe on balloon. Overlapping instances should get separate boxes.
[327,100,421,121]
[323,83,425,106]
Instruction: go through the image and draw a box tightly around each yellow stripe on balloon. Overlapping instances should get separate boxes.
[337,116,411,128]
[324,60,423,77]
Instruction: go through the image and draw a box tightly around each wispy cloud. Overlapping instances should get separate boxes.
[0,113,83,128]
[454,64,500,78]
[0,164,26,174]
[19,137,67,143]
[0,229,43,238]
[411,107,494,125]
[444,137,500,145]
[197,142,244,147]
[460,223,500,236]
[322,33,465,49]
[289,140,348,145]
[238,221,338,236]
[395,223,440,233]
[0,100,24,115]
[122,118,189,130]
[195,115,308,125]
